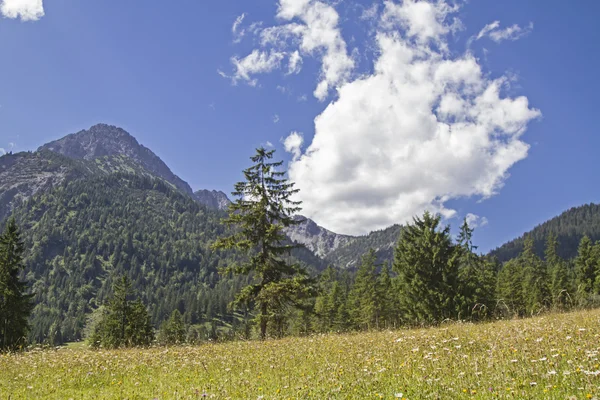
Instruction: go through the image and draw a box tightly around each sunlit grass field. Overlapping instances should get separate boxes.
[1,309,599,399]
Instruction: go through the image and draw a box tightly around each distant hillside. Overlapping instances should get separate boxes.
[489,203,600,262]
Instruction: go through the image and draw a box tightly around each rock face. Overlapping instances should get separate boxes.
[39,124,193,195]
[193,189,231,211]
[285,216,353,258]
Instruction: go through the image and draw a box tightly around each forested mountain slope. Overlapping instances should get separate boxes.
[489,203,600,262]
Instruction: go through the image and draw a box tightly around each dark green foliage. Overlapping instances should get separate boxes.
[393,212,459,324]
[0,219,34,351]
[347,250,378,329]
[455,219,496,320]
[8,171,254,343]
[158,309,187,345]
[375,262,396,328]
[90,276,154,348]
[574,236,600,306]
[212,148,314,339]
[490,203,600,262]
[495,259,525,316]
[545,233,573,309]
[521,236,551,314]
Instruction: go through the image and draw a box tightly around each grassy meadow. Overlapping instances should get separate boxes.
[1,309,599,399]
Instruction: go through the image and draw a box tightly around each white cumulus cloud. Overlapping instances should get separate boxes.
[283,131,304,161]
[0,148,5,155]
[465,213,488,229]
[1,0,44,21]
[475,21,533,43]
[283,0,540,235]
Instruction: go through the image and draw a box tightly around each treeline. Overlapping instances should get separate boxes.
[90,211,600,345]
[3,147,600,349]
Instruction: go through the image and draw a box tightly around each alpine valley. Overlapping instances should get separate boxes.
[1,124,598,343]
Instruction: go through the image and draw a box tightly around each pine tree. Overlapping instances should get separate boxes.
[545,232,572,309]
[574,235,598,305]
[0,218,33,351]
[521,236,550,315]
[393,212,458,324]
[348,249,378,330]
[212,148,314,339]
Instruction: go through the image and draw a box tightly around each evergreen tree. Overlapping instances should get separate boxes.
[90,275,154,348]
[212,148,314,339]
[393,212,458,324]
[545,232,572,309]
[496,259,525,316]
[376,262,395,328]
[455,219,495,320]
[574,235,598,305]
[128,300,154,347]
[521,236,550,315]
[0,219,33,351]
[159,309,187,345]
[348,249,378,330]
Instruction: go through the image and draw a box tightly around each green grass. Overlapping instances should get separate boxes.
[1,309,599,399]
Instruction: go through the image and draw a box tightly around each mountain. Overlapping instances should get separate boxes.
[0,124,329,342]
[324,224,402,268]
[489,203,600,262]
[192,189,360,260]
[0,150,156,221]
[39,124,193,195]
[285,216,353,258]
[194,189,231,211]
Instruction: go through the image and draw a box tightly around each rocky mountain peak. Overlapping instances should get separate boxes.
[38,124,193,195]
[193,189,231,211]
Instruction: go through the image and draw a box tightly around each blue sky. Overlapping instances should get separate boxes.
[0,0,599,253]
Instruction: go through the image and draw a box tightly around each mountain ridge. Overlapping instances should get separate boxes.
[39,123,193,195]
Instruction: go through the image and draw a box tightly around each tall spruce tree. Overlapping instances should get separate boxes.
[212,148,313,339]
[518,236,550,314]
[0,219,33,351]
[496,259,525,316]
[545,232,572,309]
[348,249,378,330]
[376,262,395,328]
[393,212,458,324]
[574,236,599,306]
[521,236,550,315]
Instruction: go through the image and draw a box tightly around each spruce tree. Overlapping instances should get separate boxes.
[574,235,598,305]
[496,259,525,316]
[212,148,314,339]
[376,262,394,328]
[393,212,458,324]
[0,218,33,351]
[90,275,154,348]
[348,249,378,330]
[521,236,550,315]
[159,309,186,345]
[545,232,572,309]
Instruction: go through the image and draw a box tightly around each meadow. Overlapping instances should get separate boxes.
[1,309,599,399]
